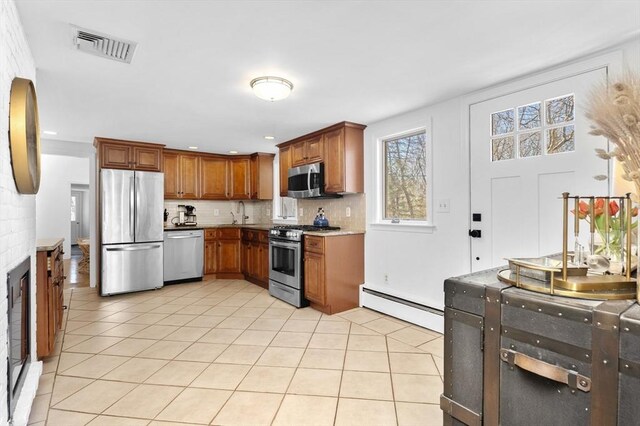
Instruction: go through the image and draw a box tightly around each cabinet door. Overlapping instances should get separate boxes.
[305,135,324,164]
[229,158,251,200]
[259,243,270,282]
[101,143,132,169]
[291,141,307,167]
[133,146,162,172]
[179,154,200,199]
[323,128,345,193]
[47,278,56,353]
[217,240,241,273]
[200,156,228,199]
[250,156,258,199]
[241,241,251,275]
[250,242,261,278]
[279,147,291,197]
[304,251,325,305]
[204,241,217,274]
[163,152,180,198]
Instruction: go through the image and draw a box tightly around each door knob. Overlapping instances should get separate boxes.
[469,229,482,238]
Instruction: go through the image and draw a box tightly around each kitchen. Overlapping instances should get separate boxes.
[1,1,639,426]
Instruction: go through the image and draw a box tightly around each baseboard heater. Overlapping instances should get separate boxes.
[360,286,444,334]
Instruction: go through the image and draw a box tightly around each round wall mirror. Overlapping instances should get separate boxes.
[9,77,41,194]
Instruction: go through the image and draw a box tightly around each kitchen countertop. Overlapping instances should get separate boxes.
[305,230,365,236]
[163,224,272,231]
[36,238,64,251]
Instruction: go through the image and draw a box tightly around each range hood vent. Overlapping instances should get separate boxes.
[72,25,137,64]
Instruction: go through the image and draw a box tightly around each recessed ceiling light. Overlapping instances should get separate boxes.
[250,76,293,102]
[264,136,275,140]
[188,146,198,150]
[229,150,238,154]
[43,130,57,135]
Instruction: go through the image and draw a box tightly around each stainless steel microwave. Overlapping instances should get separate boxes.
[287,162,325,198]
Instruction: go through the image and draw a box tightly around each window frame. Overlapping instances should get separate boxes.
[373,123,434,231]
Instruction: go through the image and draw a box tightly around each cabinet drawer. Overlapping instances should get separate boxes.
[258,231,269,244]
[243,229,257,242]
[218,228,240,240]
[304,235,324,253]
[205,229,217,240]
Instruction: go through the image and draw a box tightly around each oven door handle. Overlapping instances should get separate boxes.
[270,240,300,250]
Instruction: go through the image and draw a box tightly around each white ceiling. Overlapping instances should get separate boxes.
[16,1,640,154]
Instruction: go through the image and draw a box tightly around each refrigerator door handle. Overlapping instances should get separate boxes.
[106,244,162,252]
[129,176,135,240]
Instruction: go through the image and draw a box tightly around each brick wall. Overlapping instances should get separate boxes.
[0,0,41,424]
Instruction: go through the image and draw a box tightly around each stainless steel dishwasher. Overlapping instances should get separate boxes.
[163,229,204,283]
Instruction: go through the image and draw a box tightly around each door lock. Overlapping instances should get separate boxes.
[469,229,482,238]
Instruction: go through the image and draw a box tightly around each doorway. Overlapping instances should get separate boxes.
[69,184,90,287]
[469,67,609,272]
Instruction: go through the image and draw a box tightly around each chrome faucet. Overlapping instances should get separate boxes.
[237,201,249,225]
[230,211,237,225]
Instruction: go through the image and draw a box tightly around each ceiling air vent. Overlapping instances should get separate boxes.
[71,25,137,64]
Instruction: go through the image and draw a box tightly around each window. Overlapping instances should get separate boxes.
[490,94,575,161]
[70,196,77,221]
[382,130,428,222]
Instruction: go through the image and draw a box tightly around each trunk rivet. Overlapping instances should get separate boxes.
[586,354,590,358]
[625,364,629,368]
[521,305,525,308]
[584,318,589,323]
[558,313,563,317]
[538,308,542,312]
[624,327,630,332]
[597,322,601,326]
[579,380,587,386]
[603,360,608,365]
[613,325,617,330]
[536,340,540,344]
[571,390,576,394]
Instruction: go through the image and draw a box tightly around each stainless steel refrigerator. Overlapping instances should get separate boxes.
[101,169,164,296]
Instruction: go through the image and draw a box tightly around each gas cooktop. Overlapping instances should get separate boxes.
[271,225,341,232]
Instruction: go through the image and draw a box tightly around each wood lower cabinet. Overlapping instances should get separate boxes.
[204,228,242,277]
[303,234,364,315]
[241,229,269,288]
[95,138,164,172]
[36,239,65,359]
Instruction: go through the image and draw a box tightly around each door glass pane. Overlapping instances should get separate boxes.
[519,132,542,158]
[545,95,574,124]
[491,136,515,161]
[271,245,295,277]
[491,109,515,135]
[547,125,575,154]
[70,196,77,221]
[517,103,541,130]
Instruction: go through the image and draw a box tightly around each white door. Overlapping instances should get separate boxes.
[470,68,608,272]
[71,190,84,244]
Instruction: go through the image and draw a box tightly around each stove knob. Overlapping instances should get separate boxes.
[286,232,291,237]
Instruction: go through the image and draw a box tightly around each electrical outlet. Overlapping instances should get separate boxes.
[437,199,450,213]
[213,209,220,216]
[299,208,304,217]
[384,273,389,284]
[346,207,351,217]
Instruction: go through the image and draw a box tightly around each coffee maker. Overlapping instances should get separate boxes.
[176,205,197,226]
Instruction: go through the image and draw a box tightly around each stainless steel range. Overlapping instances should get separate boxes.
[268,225,340,307]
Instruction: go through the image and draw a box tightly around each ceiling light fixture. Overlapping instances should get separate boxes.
[229,150,238,154]
[188,146,198,150]
[264,136,275,140]
[43,130,57,135]
[250,76,293,102]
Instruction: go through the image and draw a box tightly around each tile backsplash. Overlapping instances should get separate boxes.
[298,193,366,230]
[164,200,272,225]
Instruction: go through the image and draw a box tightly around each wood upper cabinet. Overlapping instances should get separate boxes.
[95,138,164,172]
[163,150,199,199]
[200,156,228,199]
[229,158,250,200]
[323,127,345,193]
[277,122,365,195]
[250,153,274,200]
[179,154,199,199]
[279,146,291,197]
[291,135,324,167]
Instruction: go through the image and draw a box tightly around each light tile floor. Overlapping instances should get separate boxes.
[30,279,444,426]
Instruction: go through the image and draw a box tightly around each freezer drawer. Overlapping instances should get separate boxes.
[101,243,163,296]
[163,230,203,283]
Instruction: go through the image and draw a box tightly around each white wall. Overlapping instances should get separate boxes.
[364,98,468,310]
[36,155,90,258]
[0,1,41,424]
[363,37,640,314]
